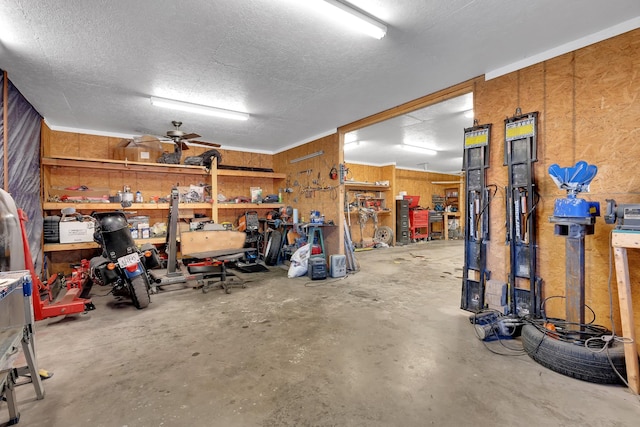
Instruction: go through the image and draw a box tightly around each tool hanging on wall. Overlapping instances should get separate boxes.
[461,122,492,312]
[504,109,542,317]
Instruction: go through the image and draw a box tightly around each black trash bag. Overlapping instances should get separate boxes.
[184,149,222,169]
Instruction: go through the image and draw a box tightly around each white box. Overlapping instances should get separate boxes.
[59,221,95,244]
[330,254,347,278]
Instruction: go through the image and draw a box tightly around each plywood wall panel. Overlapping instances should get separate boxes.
[475,73,517,281]
[49,131,79,157]
[477,29,640,345]
[542,54,576,198]
[274,134,342,256]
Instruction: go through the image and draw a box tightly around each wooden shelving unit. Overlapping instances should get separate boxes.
[344,182,391,215]
[41,156,286,256]
[43,237,166,252]
[43,202,213,211]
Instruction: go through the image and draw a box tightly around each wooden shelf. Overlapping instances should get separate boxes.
[217,203,284,210]
[346,210,391,215]
[42,156,286,256]
[44,237,166,252]
[42,156,210,175]
[344,182,390,191]
[43,202,213,211]
[217,169,286,179]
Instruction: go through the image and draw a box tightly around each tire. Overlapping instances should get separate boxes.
[129,275,151,309]
[374,225,393,245]
[521,323,628,384]
[264,230,282,266]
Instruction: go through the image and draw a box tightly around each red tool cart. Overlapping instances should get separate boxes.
[405,195,429,241]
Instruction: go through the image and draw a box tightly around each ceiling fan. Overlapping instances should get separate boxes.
[164,120,221,150]
[156,121,222,165]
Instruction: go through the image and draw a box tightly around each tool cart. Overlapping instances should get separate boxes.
[405,196,429,241]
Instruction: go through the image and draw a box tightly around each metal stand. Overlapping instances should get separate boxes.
[165,188,182,278]
[550,221,593,327]
[504,110,541,317]
[548,161,599,329]
[461,122,491,312]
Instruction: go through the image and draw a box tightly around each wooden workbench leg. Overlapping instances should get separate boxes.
[444,218,449,240]
[613,247,640,394]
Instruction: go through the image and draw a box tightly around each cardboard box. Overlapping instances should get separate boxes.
[113,135,165,163]
[59,221,95,244]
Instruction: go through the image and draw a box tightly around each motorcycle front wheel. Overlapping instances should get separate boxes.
[130,275,150,309]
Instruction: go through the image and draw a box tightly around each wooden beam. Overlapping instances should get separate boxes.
[338,77,481,134]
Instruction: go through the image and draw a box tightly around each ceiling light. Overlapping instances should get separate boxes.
[344,132,358,144]
[401,144,437,155]
[290,150,324,163]
[150,97,249,121]
[319,0,387,39]
[344,140,362,151]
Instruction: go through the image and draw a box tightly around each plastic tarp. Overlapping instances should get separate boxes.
[0,70,43,273]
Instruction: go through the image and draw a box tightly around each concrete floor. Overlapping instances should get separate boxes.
[6,240,640,426]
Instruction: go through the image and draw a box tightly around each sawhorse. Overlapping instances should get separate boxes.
[611,230,640,394]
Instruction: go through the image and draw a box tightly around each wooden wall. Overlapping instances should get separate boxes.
[42,127,276,225]
[395,169,463,211]
[42,126,279,272]
[344,163,461,243]
[475,28,640,342]
[273,134,343,258]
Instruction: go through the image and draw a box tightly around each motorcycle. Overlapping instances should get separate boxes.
[86,210,161,309]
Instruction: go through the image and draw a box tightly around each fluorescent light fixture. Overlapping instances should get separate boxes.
[344,140,362,151]
[320,0,387,39]
[290,150,324,164]
[401,144,437,155]
[344,132,358,144]
[150,97,249,121]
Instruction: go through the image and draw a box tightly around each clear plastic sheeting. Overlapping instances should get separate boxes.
[0,69,43,273]
[0,188,25,271]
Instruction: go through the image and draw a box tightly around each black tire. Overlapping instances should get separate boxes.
[521,323,628,384]
[374,225,393,245]
[129,275,150,309]
[264,230,282,266]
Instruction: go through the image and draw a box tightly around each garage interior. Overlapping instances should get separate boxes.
[1,1,640,426]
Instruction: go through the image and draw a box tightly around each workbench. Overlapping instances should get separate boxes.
[443,212,461,240]
[0,271,45,424]
[611,230,640,394]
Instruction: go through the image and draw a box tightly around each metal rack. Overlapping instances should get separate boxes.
[504,110,541,317]
[461,122,491,312]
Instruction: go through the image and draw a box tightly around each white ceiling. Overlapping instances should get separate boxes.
[1,1,639,171]
[344,93,473,173]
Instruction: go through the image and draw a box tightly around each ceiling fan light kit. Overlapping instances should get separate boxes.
[319,0,387,39]
[150,97,250,121]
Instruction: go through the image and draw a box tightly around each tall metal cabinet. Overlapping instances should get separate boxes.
[396,199,409,245]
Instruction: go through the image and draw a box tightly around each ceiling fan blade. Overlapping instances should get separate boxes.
[181,133,201,140]
[180,141,190,150]
[190,140,221,148]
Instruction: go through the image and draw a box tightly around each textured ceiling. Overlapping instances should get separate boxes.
[0,0,639,171]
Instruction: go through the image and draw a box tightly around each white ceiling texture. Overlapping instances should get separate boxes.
[1,1,639,172]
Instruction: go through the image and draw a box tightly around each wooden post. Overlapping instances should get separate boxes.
[3,70,8,191]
